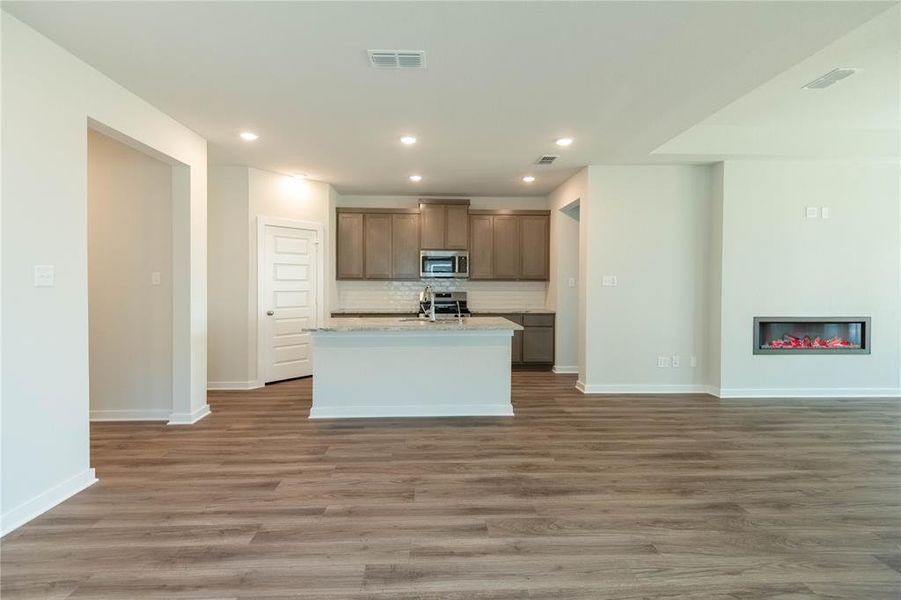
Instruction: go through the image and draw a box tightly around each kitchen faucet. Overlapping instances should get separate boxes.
[419,285,436,322]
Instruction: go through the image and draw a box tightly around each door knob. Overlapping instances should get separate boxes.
[266,310,274,316]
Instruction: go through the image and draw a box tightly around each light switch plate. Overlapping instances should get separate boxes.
[805,206,819,219]
[34,265,55,287]
[151,272,161,285]
[602,275,618,287]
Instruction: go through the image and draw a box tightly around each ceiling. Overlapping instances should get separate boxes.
[3,1,897,195]
[655,3,901,160]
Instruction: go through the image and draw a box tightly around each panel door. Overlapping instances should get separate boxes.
[469,215,494,279]
[420,204,446,249]
[336,212,364,279]
[364,214,393,279]
[492,215,521,279]
[392,213,420,279]
[523,327,555,363]
[520,215,549,280]
[262,225,317,383]
[445,205,470,250]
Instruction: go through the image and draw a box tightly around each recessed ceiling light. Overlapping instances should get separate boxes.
[409,175,422,182]
[555,137,573,147]
[400,136,417,145]
[239,131,259,141]
[522,176,536,183]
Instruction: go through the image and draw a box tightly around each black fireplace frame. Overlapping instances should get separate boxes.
[753,317,871,355]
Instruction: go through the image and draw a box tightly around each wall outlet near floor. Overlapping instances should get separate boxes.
[671,354,680,368]
[690,355,698,368]
[805,206,819,219]
[657,356,671,368]
[602,275,618,287]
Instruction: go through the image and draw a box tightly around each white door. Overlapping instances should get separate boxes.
[261,225,318,383]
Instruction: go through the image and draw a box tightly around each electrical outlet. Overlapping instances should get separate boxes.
[657,356,671,368]
[568,277,576,288]
[34,265,55,287]
[671,355,680,368]
[805,206,819,219]
[821,207,830,219]
[690,355,698,368]
[151,272,161,285]
[602,275,618,287]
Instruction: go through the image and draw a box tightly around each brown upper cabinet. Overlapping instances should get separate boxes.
[336,212,364,279]
[337,209,420,280]
[419,201,470,250]
[468,211,550,281]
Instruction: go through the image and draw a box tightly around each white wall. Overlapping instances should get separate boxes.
[547,169,587,373]
[206,166,335,387]
[88,129,173,420]
[1,13,208,535]
[580,165,712,393]
[706,163,725,391]
[716,160,900,397]
[208,166,250,387]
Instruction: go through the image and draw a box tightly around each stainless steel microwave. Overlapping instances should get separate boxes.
[420,250,469,279]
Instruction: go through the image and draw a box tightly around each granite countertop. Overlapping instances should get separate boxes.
[307,316,523,332]
[331,308,554,315]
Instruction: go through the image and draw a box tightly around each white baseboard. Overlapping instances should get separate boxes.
[552,365,579,374]
[715,387,901,399]
[310,404,514,419]
[168,404,211,425]
[577,383,710,395]
[1,468,97,537]
[90,408,170,422]
[207,380,259,390]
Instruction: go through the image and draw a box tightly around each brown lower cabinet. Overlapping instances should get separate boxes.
[475,312,554,367]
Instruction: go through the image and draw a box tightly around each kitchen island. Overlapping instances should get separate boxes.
[305,317,522,418]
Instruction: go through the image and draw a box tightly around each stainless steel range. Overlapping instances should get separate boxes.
[418,289,471,321]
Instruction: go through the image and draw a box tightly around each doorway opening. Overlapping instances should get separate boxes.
[87,128,174,421]
[256,218,324,386]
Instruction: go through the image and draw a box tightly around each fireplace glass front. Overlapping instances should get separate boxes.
[754,317,870,355]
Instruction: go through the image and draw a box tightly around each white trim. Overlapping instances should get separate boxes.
[90,409,170,422]
[577,383,710,395]
[715,387,901,399]
[256,217,325,388]
[310,404,515,419]
[168,404,211,425]
[207,380,261,391]
[552,365,579,374]
[1,469,97,537]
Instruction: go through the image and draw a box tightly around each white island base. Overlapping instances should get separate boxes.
[308,318,520,418]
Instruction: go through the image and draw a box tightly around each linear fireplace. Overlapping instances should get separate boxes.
[754,317,871,355]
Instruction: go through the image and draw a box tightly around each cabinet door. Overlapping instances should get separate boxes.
[337,212,364,279]
[520,215,549,280]
[445,205,469,249]
[364,214,393,279]
[523,327,554,363]
[492,215,521,279]
[391,213,420,279]
[420,204,445,249]
[469,215,494,279]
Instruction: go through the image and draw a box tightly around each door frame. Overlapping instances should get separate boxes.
[255,217,325,388]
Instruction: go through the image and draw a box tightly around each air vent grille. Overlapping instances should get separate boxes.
[803,68,857,89]
[535,155,558,165]
[368,50,426,69]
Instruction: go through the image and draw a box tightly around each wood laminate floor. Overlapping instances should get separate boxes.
[2,372,899,599]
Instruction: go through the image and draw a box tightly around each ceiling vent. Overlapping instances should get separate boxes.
[803,68,857,89]
[367,50,426,69]
[535,155,559,165]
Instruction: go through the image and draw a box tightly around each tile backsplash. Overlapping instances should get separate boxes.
[335,280,549,312]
